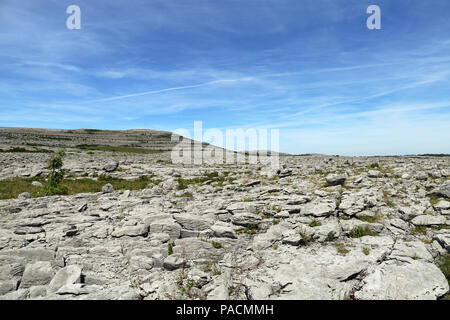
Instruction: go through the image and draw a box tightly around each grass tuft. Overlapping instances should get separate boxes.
[349,226,379,238]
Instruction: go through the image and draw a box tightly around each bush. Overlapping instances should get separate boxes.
[349,226,379,238]
[47,150,66,187]
[309,220,322,227]
[45,149,67,196]
[438,254,450,300]
[212,241,223,249]
[325,231,336,242]
[168,240,176,255]
[44,185,69,196]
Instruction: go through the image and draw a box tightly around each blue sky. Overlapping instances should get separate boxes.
[0,0,449,155]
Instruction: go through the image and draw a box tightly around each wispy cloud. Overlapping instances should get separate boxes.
[0,0,449,154]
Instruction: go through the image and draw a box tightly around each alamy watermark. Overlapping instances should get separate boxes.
[66,5,81,30]
[65,4,381,31]
[367,5,381,30]
[170,121,280,169]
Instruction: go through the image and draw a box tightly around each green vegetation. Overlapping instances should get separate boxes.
[349,226,379,238]
[176,268,206,300]
[367,162,393,174]
[428,194,442,206]
[412,225,428,235]
[368,163,380,169]
[176,191,193,198]
[168,240,176,255]
[309,220,322,227]
[211,241,223,249]
[0,174,160,200]
[431,225,450,231]
[203,261,221,275]
[418,154,450,157]
[76,144,164,154]
[176,172,235,190]
[325,231,337,242]
[238,224,260,235]
[0,147,53,153]
[300,232,315,246]
[362,247,370,255]
[334,243,350,255]
[358,215,382,223]
[45,149,68,196]
[383,190,395,208]
[83,129,102,133]
[438,254,450,300]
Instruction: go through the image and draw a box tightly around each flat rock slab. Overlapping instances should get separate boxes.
[411,215,447,226]
[19,261,55,289]
[301,200,336,217]
[355,259,449,300]
[111,225,149,238]
[174,214,212,231]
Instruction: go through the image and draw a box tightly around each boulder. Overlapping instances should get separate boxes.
[48,265,82,293]
[211,224,237,239]
[368,170,383,178]
[430,181,450,198]
[101,183,114,193]
[355,260,448,300]
[325,174,346,186]
[18,192,31,199]
[433,233,450,252]
[103,161,119,172]
[111,224,149,238]
[163,254,188,271]
[31,181,43,188]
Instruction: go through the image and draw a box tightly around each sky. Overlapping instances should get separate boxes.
[0,0,449,156]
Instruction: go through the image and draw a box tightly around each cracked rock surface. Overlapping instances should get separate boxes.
[0,138,449,300]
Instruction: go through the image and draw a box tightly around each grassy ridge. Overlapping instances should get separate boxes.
[76,144,165,154]
[0,147,53,153]
[0,175,161,200]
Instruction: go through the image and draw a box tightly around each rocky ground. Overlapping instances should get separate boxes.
[0,129,449,300]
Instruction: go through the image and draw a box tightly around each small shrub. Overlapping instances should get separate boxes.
[45,149,67,196]
[335,243,350,255]
[177,192,193,198]
[349,226,379,238]
[428,194,441,206]
[300,232,315,246]
[212,241,223,249]
[309,220,322,227]
[412,225,428,235]
[325,231,336,242]
[362,247,370,255]
[383,190,395,208]
[238,224,260,234]
[368,163,380,169]
[438,253,450,284]
[168,240,176,255]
